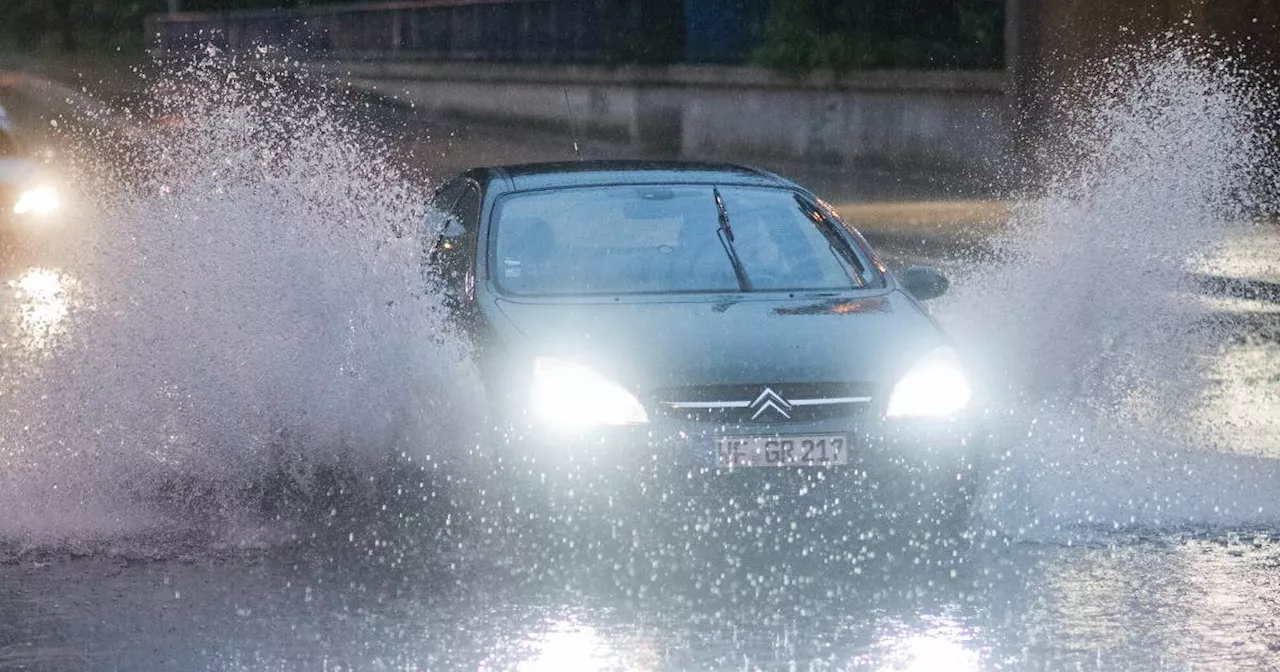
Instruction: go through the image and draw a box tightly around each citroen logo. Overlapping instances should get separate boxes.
[749,387,792,420]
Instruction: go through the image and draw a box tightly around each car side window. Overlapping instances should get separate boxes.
[434,183,481,299]
[449,185,480,234]
[423,178,467,256]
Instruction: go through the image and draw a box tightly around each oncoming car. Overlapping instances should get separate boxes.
[426,161,986,537]
[0,106,61,246]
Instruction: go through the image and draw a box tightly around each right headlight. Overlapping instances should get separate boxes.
[885,346,972,418]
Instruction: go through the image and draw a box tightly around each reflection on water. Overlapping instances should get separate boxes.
[445,537,1278,670]
[444,548,992,671]
[1191,226,1280,457]
[1197,340,1280,457]
[1038,539,1280,668]
[511,616,635,672]
[879,619,981,672]
[6,266,79,353]
[9,534,1280,670]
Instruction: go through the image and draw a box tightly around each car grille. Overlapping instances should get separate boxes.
[649,382,876,424]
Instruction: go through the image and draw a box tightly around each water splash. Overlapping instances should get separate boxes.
[0,55,480,549]
[1,43,1274,552]
[943,41,1279,537]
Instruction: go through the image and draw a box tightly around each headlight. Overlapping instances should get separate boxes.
[13,185,60,217]
[886,346,972,418]
[530,357,648,432]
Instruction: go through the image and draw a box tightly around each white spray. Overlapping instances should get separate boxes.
[0,55,481,549]
[943,42,1278,538]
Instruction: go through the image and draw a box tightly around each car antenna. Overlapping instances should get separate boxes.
[563,88,584,160]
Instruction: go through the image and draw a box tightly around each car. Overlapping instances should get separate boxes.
[0,105,60,248]
[425,160,986,543]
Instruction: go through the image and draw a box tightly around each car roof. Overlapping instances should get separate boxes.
[475,160,803,193]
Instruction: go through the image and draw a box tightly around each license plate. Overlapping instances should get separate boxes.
[714,435,848,468]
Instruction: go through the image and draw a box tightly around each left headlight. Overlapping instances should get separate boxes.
[530,356,649,432]
[13,185,60,217]
[886,346,972,418]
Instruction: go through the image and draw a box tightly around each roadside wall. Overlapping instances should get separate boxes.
[312,61,1010,178]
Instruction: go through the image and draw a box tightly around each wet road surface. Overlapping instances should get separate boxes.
[6,531,1280,670]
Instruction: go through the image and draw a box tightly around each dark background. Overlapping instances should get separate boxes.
[0,0,1006,69]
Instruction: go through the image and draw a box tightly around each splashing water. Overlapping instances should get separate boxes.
[942,43,1279,537]
[0,56,481,549]
[1,43,1275,554]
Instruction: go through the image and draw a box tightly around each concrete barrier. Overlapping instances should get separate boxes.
[310,60,1010,179]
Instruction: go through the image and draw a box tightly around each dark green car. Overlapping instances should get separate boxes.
[428,161,985,533]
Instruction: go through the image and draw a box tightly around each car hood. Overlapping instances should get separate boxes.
[490,290,947,392]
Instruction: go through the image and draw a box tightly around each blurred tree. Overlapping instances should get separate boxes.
[751,0,1004,70]
[0,0,371,53]
[7,1,46,52]
[178,0,365,8]
[2,0,1002,68]
[53,0,75,51]
[599,0,686,64]
[1,0,170,52]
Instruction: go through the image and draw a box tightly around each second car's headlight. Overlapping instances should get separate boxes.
[13,185,60,217]
[886,346,972,418]
[530,357,649,431]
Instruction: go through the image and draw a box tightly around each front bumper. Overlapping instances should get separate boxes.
[498,412,986,491]
[490,414,987,542]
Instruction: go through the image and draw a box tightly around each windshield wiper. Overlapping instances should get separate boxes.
[713,187,752,292]
[796,194,868,287]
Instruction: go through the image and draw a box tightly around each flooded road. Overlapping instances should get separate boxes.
[2,207,1276,670]
[2,47,1280,670]
[5,530,1280,669]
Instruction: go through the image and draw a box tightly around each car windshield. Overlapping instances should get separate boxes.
[491,185,882,296]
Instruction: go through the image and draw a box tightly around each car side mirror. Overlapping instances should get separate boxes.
[440,214,466,239]
[423,213,466,265]
[422,207,466,237]
[901,265,949,301]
